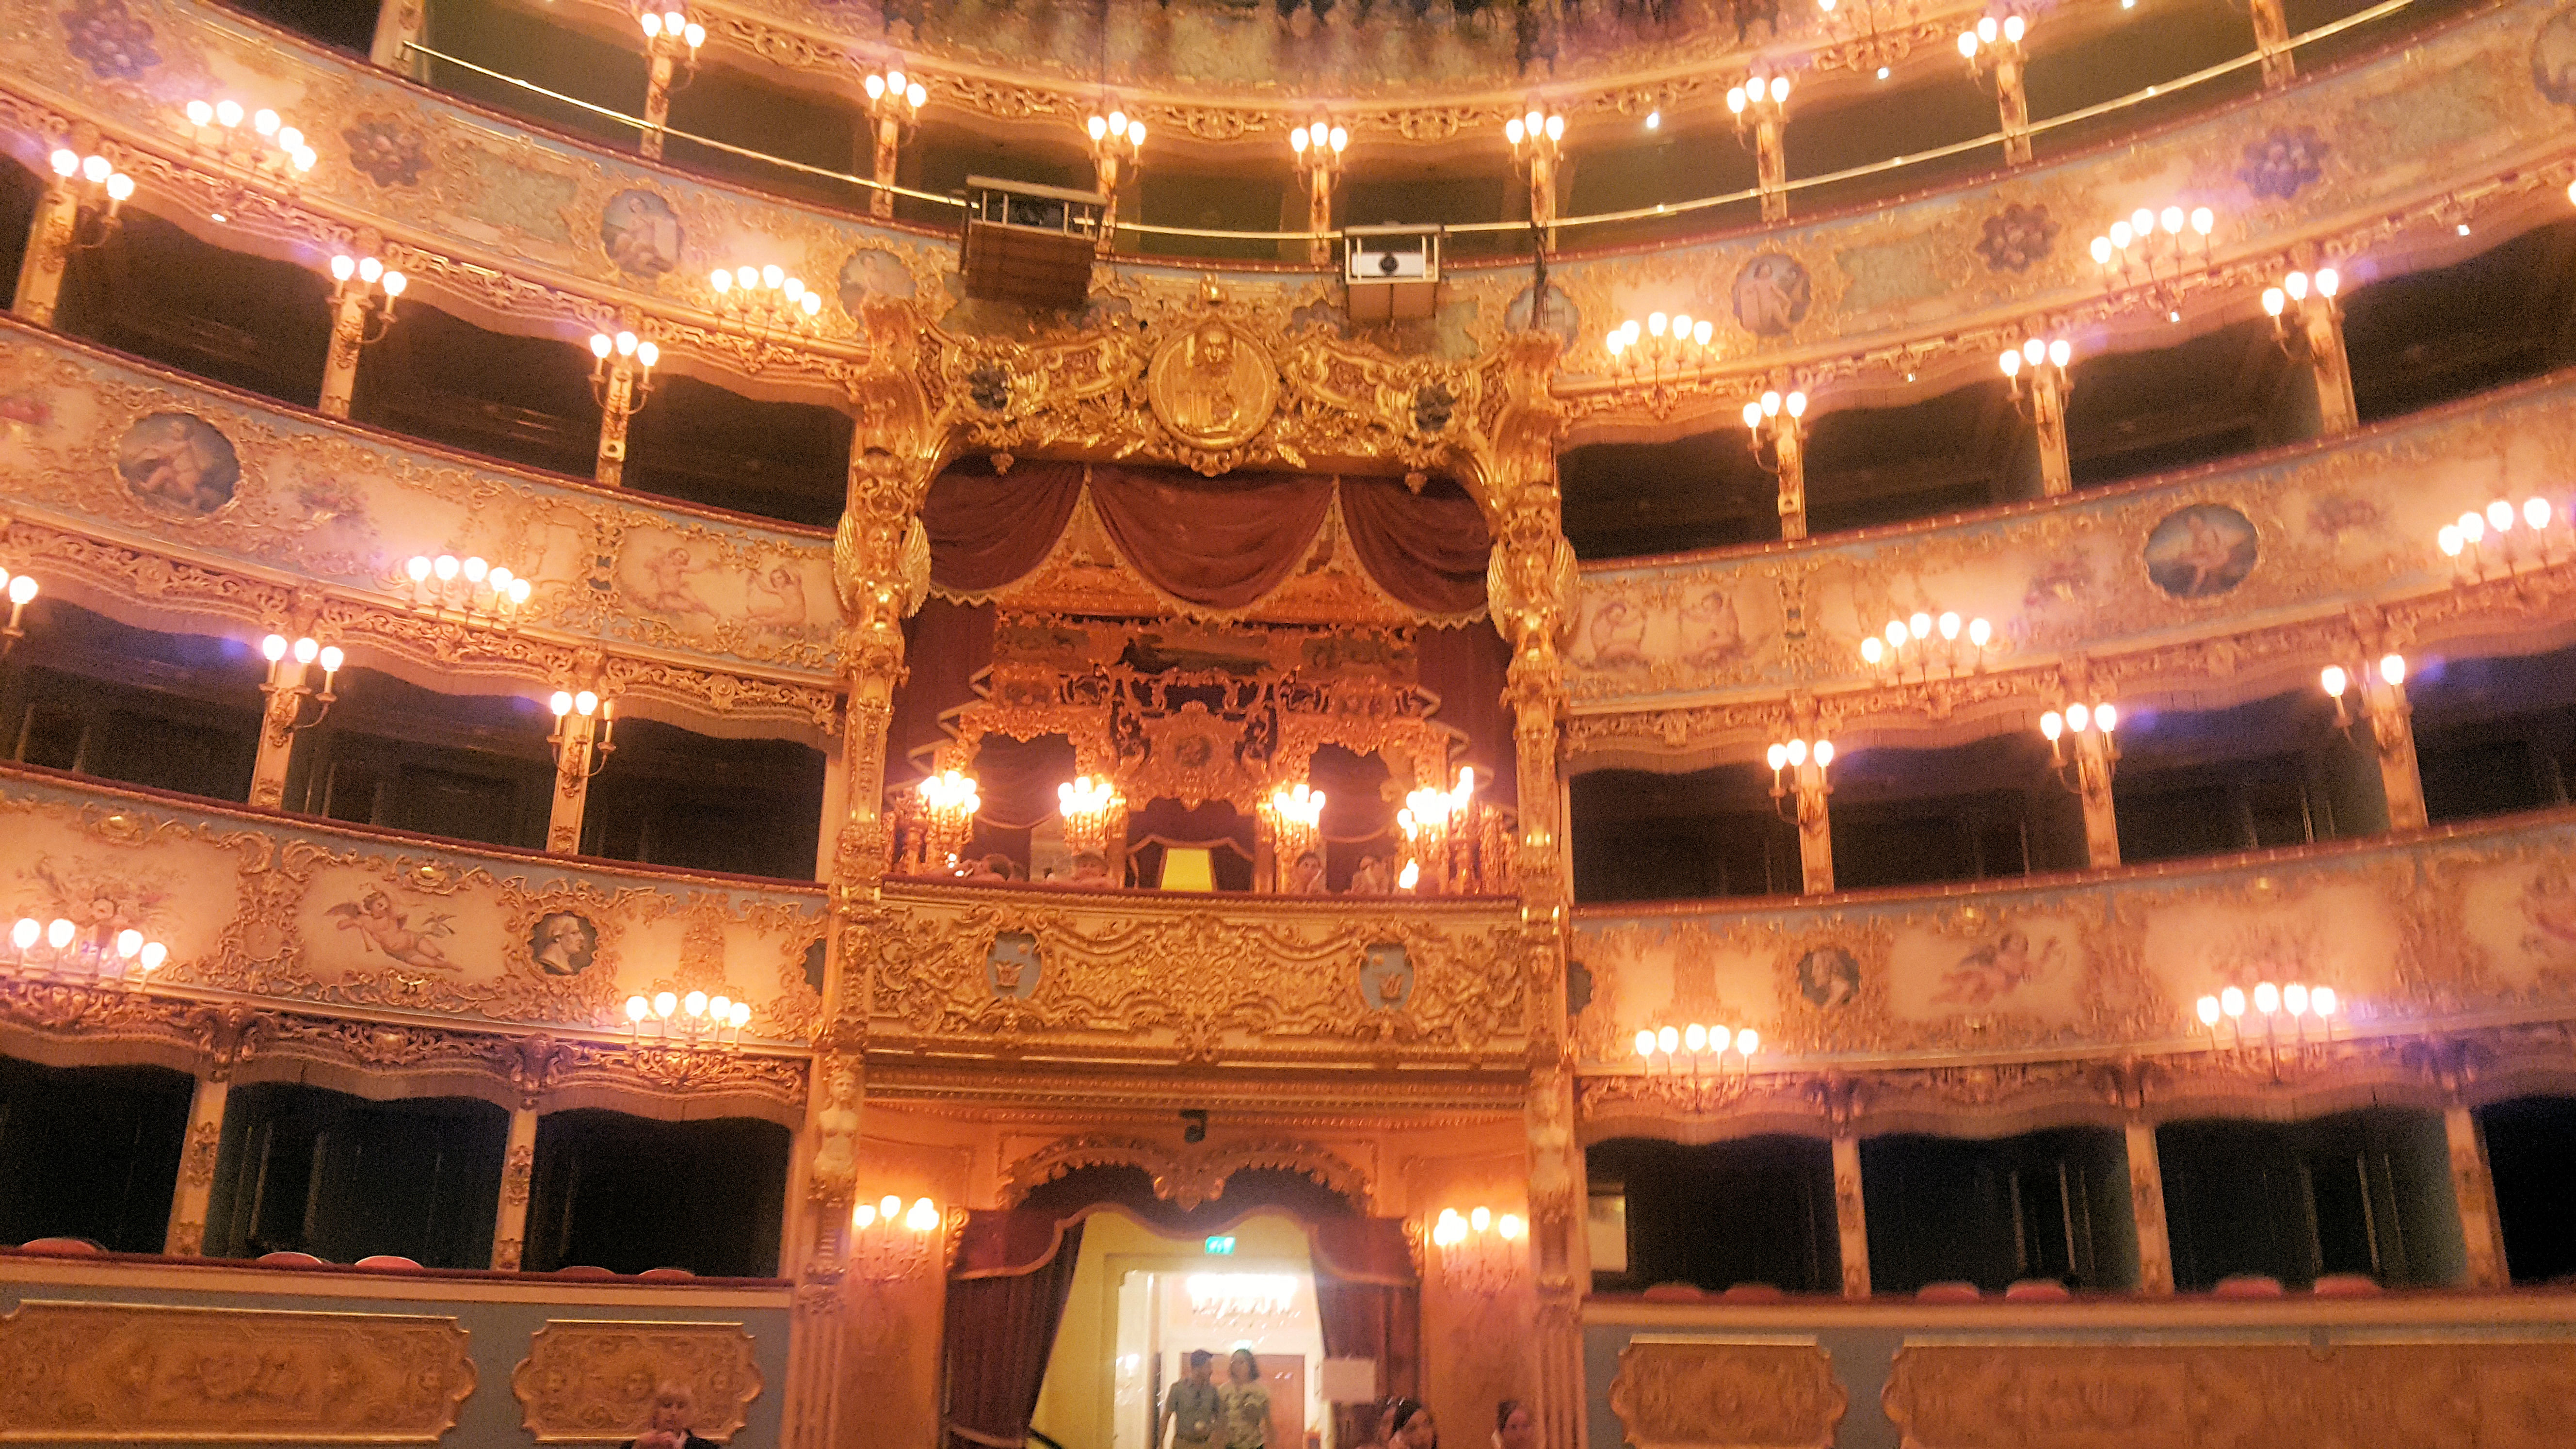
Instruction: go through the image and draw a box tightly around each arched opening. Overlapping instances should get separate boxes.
[945,1164,1415,1449]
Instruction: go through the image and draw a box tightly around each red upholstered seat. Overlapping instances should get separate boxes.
[256,1251,328,1268]
[354,1255,422,1271]
[2004,1279,2072,1301]
[1639,1282,1707,1303]
[2212,1274,2286,1298]
[16,1237,102,1256]
[638,1267,696,1280]
[553,1264,620,1279]
[1915,1281,1983,1302]
[2311,1273,2383,1297]
[1719,1282,1786,1302]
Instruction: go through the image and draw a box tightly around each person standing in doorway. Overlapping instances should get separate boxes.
[1220,1348,1271,1449]
[1163,1350,1222,1449]
[1493,1401,1536,1449]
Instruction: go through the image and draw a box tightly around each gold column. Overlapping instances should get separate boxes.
[2363,670,2427,831]
[643,51,676,160]
[871,114,902,220]
[1993,50,2031,165]
[2075,731,2120,868]
[547,708,602,853]
[789,300,942,1449]
[250,653,312,809]
[162,1075,230,1256]
[2252,0,2295,87]
[369,0,424,75]
[1831,1132,1870,1298]
[2303,302,2359,435]
[1094,153,1125,256]
[1773,416,1808,541]
[1753,115,1787,222]
[2030,365,2072,497]
[12,183,79,328]
[1792,758,1833,895]
[318,287,370,419]
[491,1105,540,1270]
[596,359,639,487]
[2444,1103,2509,1288]
[1306,162,1336,266]
[2123,1120,2174,1293]
[1480,330,1584,1449]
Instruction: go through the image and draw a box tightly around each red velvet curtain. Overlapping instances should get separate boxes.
[1087,466,1336,611]
[1416,623,1517,809]
[1341,475,1491,618]
[892,599,996,773]
[942,1215,1088,1449]
[1309,1218,1421,1449]
[920,463,1492,618]
[923,459,1086,596]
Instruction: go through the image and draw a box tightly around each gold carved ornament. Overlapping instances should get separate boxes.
[1606,1337,1847,1449]
[511,1319,764,1443]
[0,1300,476,1443]
[998,1133,1376,1212]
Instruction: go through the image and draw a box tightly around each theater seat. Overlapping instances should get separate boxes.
[354,1255,423,1271]
[638,1267,697,1281]
[2004,1279,2072,1301]
[553,1265,620,1279]
[1916,1281,1982,1302]
[1639,1282,1707,1302]
[257,1251,328,1268]
[16,1237,103,1256]
[2212,1274,2285,1298]
[2311,1273,2383,1297]
[1720,1282,1786,1302]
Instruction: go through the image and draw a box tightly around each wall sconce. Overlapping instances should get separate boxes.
[259,634,342,740]
[1606,312,1715,379]
[914,767,982,871]
[2261,266,2338,343]
[2196,981,2338,1075]
[1999,335,2071,406]
[1633,1022,1760,1075]
[5,916,169,986]
[180,98,316,221]
[1288,118,1350,264]
[589,330,661,403]
[1956,11,2029,68]
[1504,105,1566,232]
[1431,1206,1526,1298]
[548,689,617,783]
[861,64,927,218]
[624,987,750,1047]
[1862,610,1991,680]
[44,147,132,251]
[0,568,38,656]
[2039,701,2116,788]
[2318,653,2406,732]
[1724,72,1791,128]
[851,1192,946,1284]
[708,264,822,370]
[1261,780,1326,889]
[636,1,707,64]
[1057,773,1127,858]
[1742,387,1806,467]
[1398,766,1477,894]
[2090,204,2216,323]
[1767,738,1833,832]
[2438,498,2563,580]
[1086,103,1148,247]
[403,553,532,626]
[329,253,405,338]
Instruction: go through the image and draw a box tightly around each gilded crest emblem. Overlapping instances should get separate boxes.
[1147,320,1278,451]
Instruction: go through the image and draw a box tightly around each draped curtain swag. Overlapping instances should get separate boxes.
[941,1214,1088,1449]
[921,462,1491,621]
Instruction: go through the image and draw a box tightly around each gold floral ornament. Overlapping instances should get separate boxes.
[511,1320,763,1443]
[1148,320,1278,454]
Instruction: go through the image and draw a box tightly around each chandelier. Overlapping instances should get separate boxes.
[1262,780,1326,884]
[1184,1272,1299,1328]
[1431,1208,1525,1299]
[1056,773,1125,857]
[915,768,982,869]
[1398,767,1476,892]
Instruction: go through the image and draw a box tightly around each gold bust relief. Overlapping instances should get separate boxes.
[1147,321,1279,451]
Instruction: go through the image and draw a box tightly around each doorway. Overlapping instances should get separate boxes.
[1033,1212,1328,1449]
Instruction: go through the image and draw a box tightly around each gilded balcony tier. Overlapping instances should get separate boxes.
[0,0,2564,434]
[1571,803,2576,1138]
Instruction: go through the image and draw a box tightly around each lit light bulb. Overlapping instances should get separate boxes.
[10,919,38,950]
[1786,739,1808,767]
[2438,526,2462,557]
[550,690,574,717]
[1470,1206,1492,1232]
[654,991,678,1018]
[1861,637,1885,666]
[2196,995,2221,1025]
[262,633,289,662]
[2321,665,2347,698]
[853,1203,877,1228]
[2253,981,2279,1014]
[138,942,165,972]
[1968,618,1992,648]
[731,1001,751,1028]
[2527,498,2553,530]
[46,919,74,950]
[627,995,650,1022]
[1684,1023,1708,1052]
[292,636,320,665]
[116,929,142,958]
[2378,653,2406,687]
[1657,1026,1679,1053]
[2094,705,2116,734]
[1768,743,1788,771]
[2220,986,2245,1018]
[684,990,708,1017]
[1813,740,1835,768]
[2066,703,2091,733]
[2489,499,2516,532]
[2283,982,2309,1015]
[1635,1029,1657,1058]
[1735,1028,1758,1055]
[1938,611,1962,641]
[1499,1213,1525,1241]
[2041,710,2063,741]
[1908,611,1932,640]
[2311,987,2336,1017]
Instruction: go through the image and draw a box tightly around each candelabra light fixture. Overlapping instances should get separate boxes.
[549,689,618,780]
[1742,388,1807,467]
[636,1,707,63]
[2039,701,2117,788]
[1725,72,1793,126]
[1261,780,1327,879]
[1056,773,1127,858]
[180,98,317,221]
[851,1193,946,1284]
[860,64,927,217]
[259,634,343,739]
[0,568,38,656]
[1606,312,1716,379]
[2438,497,2564,579]
[2195,980,2339,1075]
[2090,204,2216,322]
[44,147,133,251]
[1085,104,1148,246]
[1956,11,2029,67]
[623,987,751,1048]
[1504,106,1567,232]
[1633,1021,1762,1074]
[1430,1206,1526,1298]
[915,768,983,871]
[1398,766,1477,892]
[2261,266,2339,339]
[1288,118,1351,263]
[403,553,532,625]
[2318,653,2407,732]
[708,263,823,369]
[1999,335,2071,402]
[589,329,662,399]
[1860,610,1992,679]
[1766,738,1833,808]
[329,253,406,335]
[4,916,170,986]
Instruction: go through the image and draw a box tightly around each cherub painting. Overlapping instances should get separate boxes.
[1677,587,1744,670]
[622,543,714,619]
[1588,597,1648,669]
[744,563,809,629]
[326,888,456,970]
[1930,926,2062,1008]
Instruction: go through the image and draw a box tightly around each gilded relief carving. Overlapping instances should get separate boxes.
[999,1134,1376,1211]
[1607,1338,1846,1449]
[511,1320,763,1443]
[1881,1339,2576,1449]
[0,1299,475,1443]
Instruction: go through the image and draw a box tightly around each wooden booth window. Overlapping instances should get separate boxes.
[2157,1109,2464,1290]
[1861,1128,2136,1294]
[0,1054,193,1252]
[203,1083,508,1268]
[1586,1136,1839,1295]
[524,1108,789,1277]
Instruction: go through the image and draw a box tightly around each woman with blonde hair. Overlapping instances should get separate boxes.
[626,1382,718,1449]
